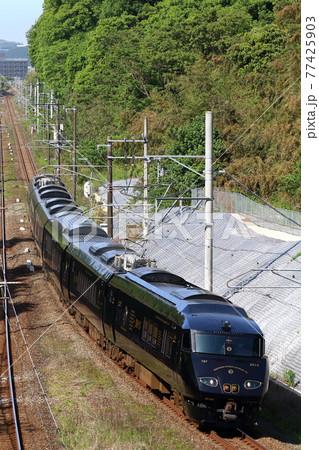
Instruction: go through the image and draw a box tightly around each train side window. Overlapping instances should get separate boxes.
[43,229,52,256]
[52,239,62,271]
[142,318,149,341]
[142,318,159,347]
[161,329,174,358]
[108,289,116,304]
[122,306,129,327]
[181,331,191,351]
[142,317,152,344]
[76,267,98,307]
[152,324,158,347]
[147,321,153,343]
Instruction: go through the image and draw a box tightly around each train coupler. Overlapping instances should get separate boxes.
[217,401,237,421]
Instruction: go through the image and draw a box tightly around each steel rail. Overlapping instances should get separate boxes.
[0,114,22,449]
[235,428,269,449]
[5,96,36,183]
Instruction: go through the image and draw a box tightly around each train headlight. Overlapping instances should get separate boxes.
[244,380,262,390]
[199,377,219,387]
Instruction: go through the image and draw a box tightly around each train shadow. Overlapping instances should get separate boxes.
[6,264,42,280]
[212,420,300,446]
[7,301,35,318]
[4,264,43,310]
[3,236,34,248]
[250,418,300,446]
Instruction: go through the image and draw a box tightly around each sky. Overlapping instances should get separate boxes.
[1,0,44,44]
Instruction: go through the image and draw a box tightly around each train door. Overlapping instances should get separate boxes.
[42,228,53,271]
[60,248,71,303]
[102,287,118,343]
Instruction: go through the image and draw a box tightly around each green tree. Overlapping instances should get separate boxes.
[26,0,301,210]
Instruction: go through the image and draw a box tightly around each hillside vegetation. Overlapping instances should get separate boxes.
[27,0,301,210]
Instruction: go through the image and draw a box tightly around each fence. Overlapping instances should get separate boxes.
[191,188,301,236]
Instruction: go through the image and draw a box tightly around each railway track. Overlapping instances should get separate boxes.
[0,96,64,449]
[0,113,22,449]
[0,283,22,450]
[5,96,36,183]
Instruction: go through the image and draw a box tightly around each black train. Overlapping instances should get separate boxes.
[28,174,269,427]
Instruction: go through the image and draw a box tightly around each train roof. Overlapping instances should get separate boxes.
[110,270,260,334]
[182,304,259,334]
[32,174,65,189]
[28,175,262,335]
[65,236,122,280]
[48,203,81,215]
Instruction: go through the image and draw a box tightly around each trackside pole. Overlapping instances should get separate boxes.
[205,111,213,292]
[107,136,113,238]
[143,117,149,238]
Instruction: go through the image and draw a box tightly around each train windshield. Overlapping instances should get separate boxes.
[193,332,263,357]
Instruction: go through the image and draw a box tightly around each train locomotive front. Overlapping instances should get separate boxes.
[177,300,269,426]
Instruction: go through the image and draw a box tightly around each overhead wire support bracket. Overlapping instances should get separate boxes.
[106,138,148,144]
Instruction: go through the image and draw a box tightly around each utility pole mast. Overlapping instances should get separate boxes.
[36,80,39,132]
[99,123,149,239]
[50,89,54,119]
[65,107,77,200]
[107,136,113,238]
[46,103,50,165]
[73,107,77,200]
[205,111,214,292]
[55,101,61,176]
[143,117,149,237]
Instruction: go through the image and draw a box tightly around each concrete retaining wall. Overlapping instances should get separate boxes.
[263,378,301,421]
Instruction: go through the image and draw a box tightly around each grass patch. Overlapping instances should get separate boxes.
[41,334,196,449]
[291,252,301,262]
[52,378,194,450]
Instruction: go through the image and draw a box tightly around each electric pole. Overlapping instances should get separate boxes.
[99,124,149,239]
[107,137,113,238]
[73,108,77,200]
[46,103,50,165]
[65,107,77,200]
[143,117,149,237]
[55,101,61,176]
[205,111,213,292]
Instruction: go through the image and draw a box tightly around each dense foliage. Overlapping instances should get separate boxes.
[27,0,301,210]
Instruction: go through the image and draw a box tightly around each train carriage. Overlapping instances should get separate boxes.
[27,174,269,427]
